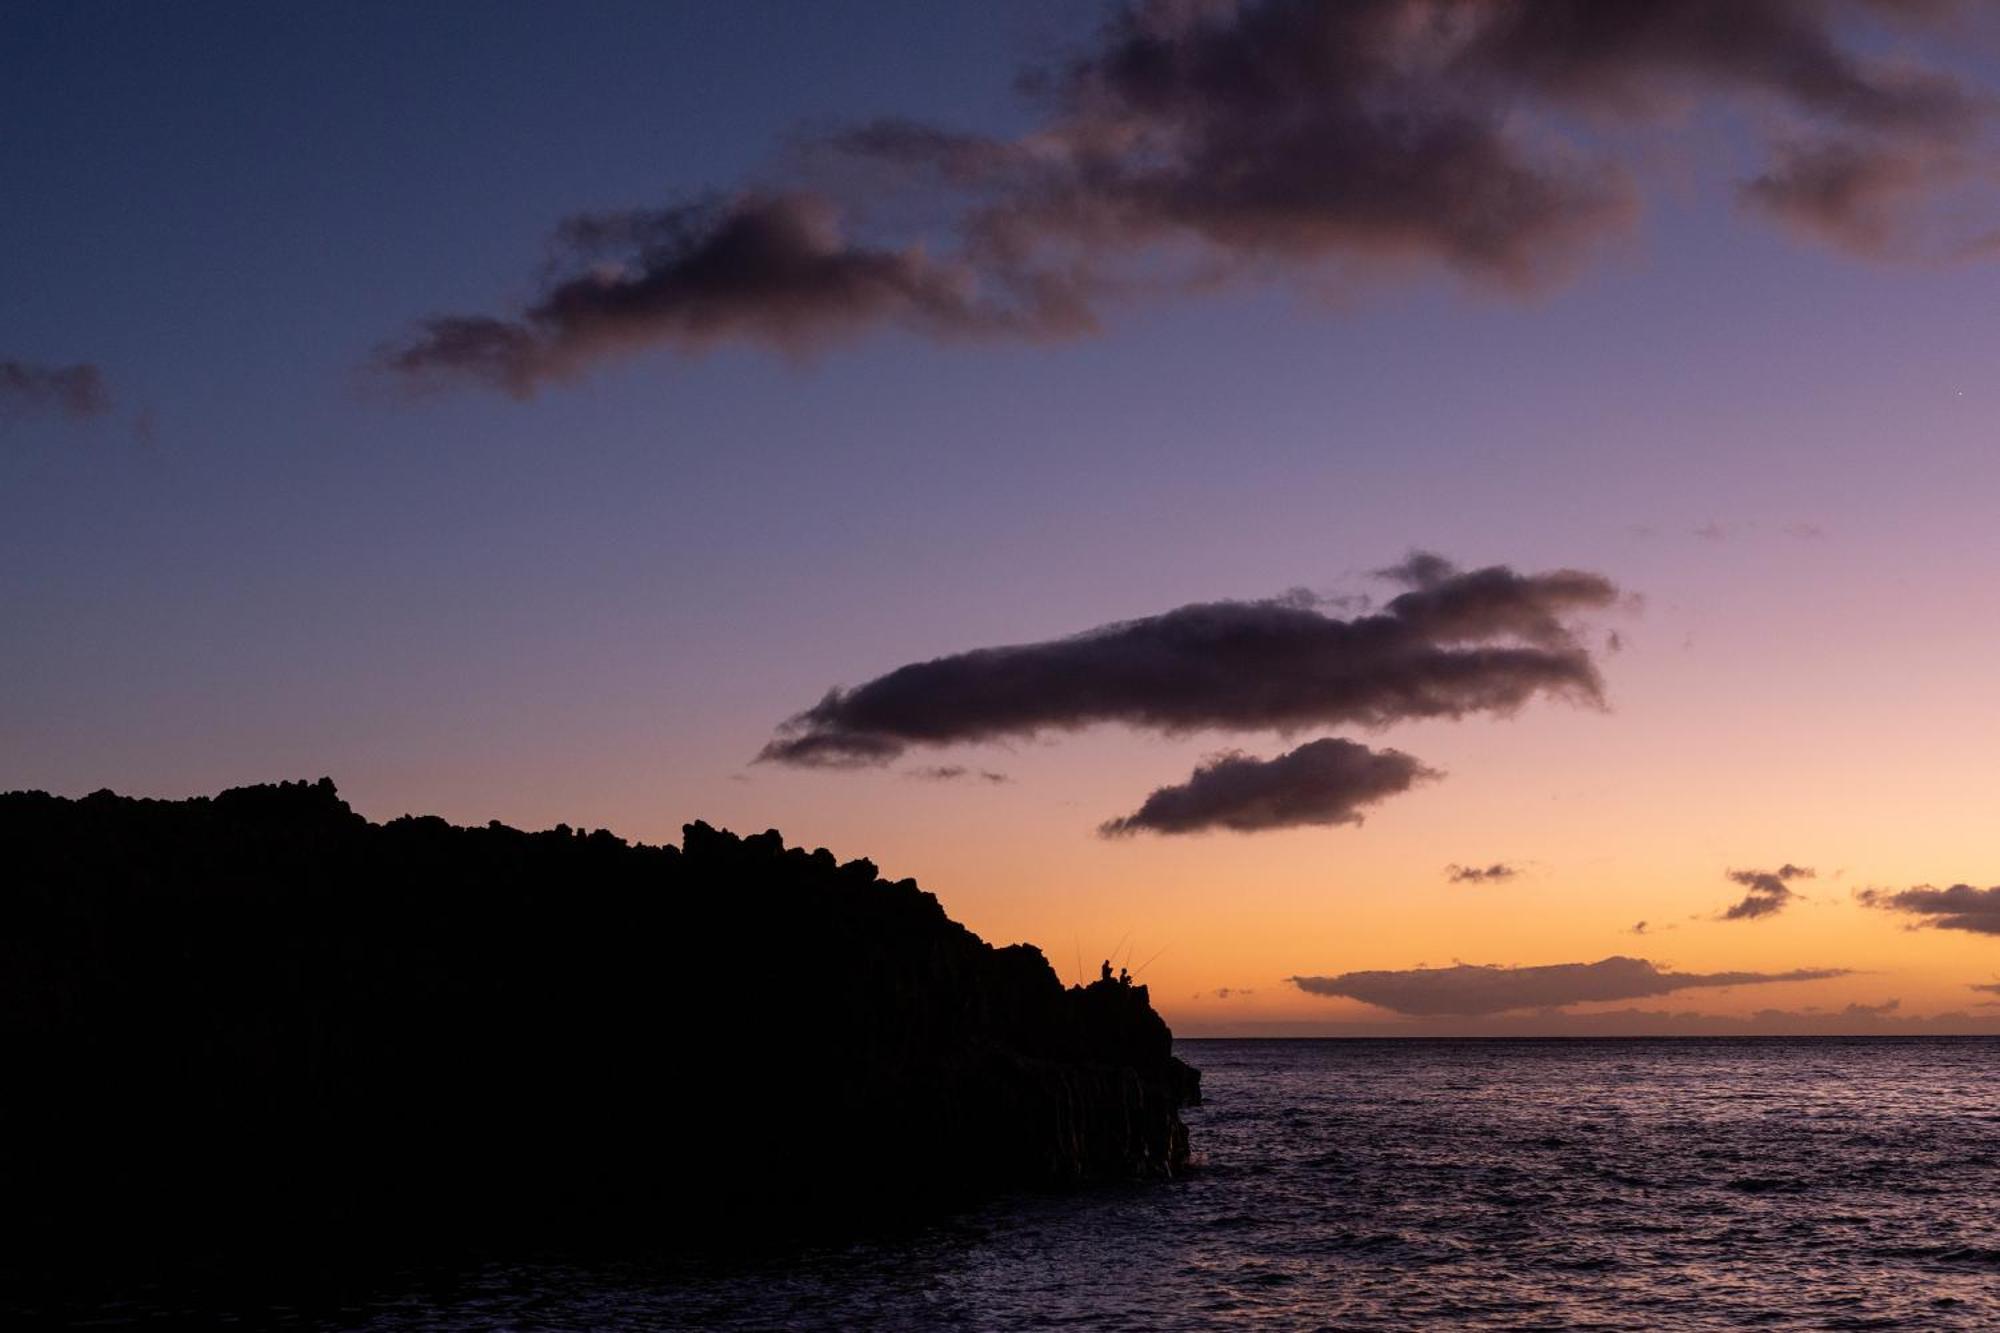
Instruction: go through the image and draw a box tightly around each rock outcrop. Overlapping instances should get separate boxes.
[0,780,1199,1259]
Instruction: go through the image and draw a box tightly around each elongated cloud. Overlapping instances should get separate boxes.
[378,193,1087,395]
[1721,863,1815,921]
[1290,955,1849,1017]
[1190,1003,1991,1039]
[761,554,1617,768]
[1100,738,1436,836]
[382,1,1993,396]
[1,361,109,421]
[1447,862,1517,884]
[1860,883,2000,935]
[906,765,1010,784]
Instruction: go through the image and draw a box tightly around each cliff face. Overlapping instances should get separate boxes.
[0,780,1199,1256]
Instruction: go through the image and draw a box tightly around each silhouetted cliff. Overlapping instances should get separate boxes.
[0,780,1199,1261]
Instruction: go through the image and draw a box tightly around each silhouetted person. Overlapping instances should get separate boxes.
[1101,959,1113,982]
[1119,966,1130,985]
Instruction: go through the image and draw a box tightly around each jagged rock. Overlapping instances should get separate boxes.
[0,780,1200,1261]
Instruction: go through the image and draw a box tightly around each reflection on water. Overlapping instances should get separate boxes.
[67,1038,2000,1329]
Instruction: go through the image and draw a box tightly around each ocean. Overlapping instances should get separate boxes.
[61,1038,2000,1329]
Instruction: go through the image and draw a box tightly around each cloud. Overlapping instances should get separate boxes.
[1455,1,1975,130]
[1289,955,1848,1016]
[760,554,1617,768]
[384,1,1993,395]
[376,193,1085,396]
[1629,920,1650,935]
[1099,738,1436,836]
[1180,1003,1991,1039]
[1720,863,1815,921]
[897,0,1980,283]
[1859,883,2000,935]
[906,765,1010,784]
[1739,139,1960,257]
[1447,862,1518,884]
[1193,986,1256,1001]
[1972,982,2000,996]
[0,361,110,421]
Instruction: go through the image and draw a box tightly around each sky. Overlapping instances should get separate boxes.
[5,0,2000,1036]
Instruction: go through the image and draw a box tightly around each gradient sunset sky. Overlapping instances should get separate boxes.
[7,1,2000,1035]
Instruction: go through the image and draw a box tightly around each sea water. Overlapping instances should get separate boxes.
[65,1038,2000,1329]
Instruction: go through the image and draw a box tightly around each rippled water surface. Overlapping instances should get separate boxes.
[82,1039,2000,1329]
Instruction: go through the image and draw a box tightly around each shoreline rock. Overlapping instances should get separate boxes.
[0,779,1200,1261]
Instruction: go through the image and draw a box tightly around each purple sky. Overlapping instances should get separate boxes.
[6,2,2000,1033]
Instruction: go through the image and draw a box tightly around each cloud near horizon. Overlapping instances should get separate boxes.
[380,0,1994,395]
[1720,863,1815,921]
[1289,955,1849,1016]
[1182,1001,1990,1039]
[1859,883,2000,935]
[1,360,110,421]
[1099,738,1437,836]
[1447,862,1518,884]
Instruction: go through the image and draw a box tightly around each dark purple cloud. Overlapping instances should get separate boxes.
[1453,1,1975,130]
[1290,955,1850,1017]
[1740,140,1957,256]
[1447,862,1518,884]
[1859,883,2000,935]
[0,361,110,421]
[384,1,1992,395]
[906,765,1011,784]
[1721,863,1815,921]
[377,193,1087,396]
[760,554,1617,768]
[1099,738,1437,836]
[1187,1002,1990,1039]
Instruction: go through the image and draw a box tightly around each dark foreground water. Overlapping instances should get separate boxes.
[64,1039,2000,1329]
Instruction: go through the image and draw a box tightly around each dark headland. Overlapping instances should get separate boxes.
[0,779,1199,1272]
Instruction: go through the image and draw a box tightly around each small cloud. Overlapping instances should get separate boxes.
[905,765,1010,784]
[1860,884,2000,935]
[1740,139,1961,259]
[1446,862,1519,884]
[1,360,110,422]
[1100,738,1438,837]
[1720,864,1815,921]
[1629,920,1649,936]
[1784,522,1827,540]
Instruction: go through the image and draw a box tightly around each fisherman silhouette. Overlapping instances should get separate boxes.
[1119,966,1131,986]
[1100,959,1113,983]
